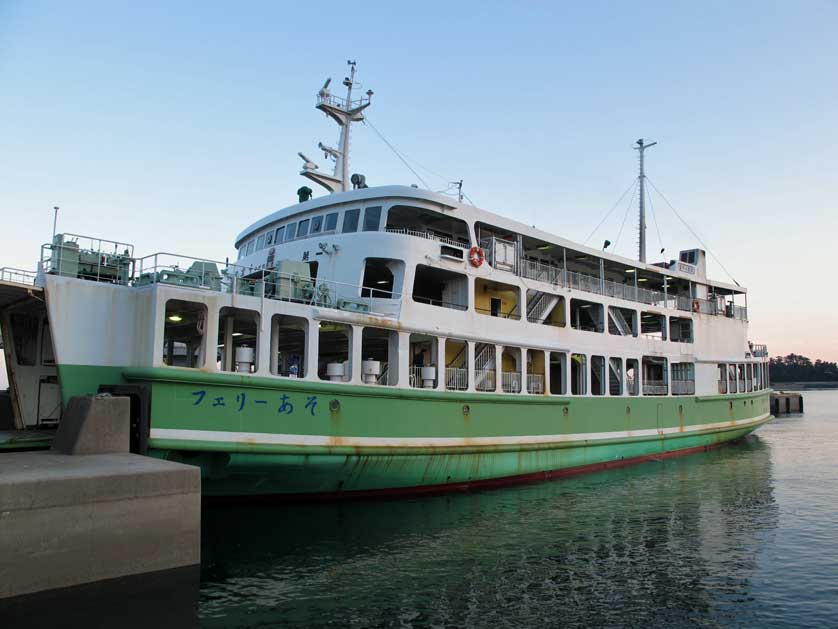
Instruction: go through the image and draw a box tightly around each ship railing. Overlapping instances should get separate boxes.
[384,227,469,249]
[519,259,563,285]
[0,267,37,285]
[475,369,496,392]
[729,305,748,321]
[738,378,746,391]
[642,381,668,396]
[671,379,695,395]
[317,92,371,111]
[445,367,468,391]
[133,252,402,318]
[718,379,728,394]
[40,234,135,286]
[694,298,718,315]
[501,371,521,393]
[527,373,545,394]
[412,295,468,311]
[751,343,768,357]
[475,305,521,320]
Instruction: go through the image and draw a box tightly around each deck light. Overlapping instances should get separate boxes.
[637,278,648,283]
[167,314,183,322]
[625,269,635,273]
[232,332,243,337]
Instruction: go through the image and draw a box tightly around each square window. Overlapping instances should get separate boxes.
[363,206,382,231]
[342,209,360,233]
[325,212,338,231]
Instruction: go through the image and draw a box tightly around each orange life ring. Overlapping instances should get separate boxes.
[468,246,485,267]
[692,299,700,313]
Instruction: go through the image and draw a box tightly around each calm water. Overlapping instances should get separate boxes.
[4,393,836,628]
[198,391,838,627]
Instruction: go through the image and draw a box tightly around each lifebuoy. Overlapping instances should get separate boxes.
[468,246,485,268]
[692,299,700,313]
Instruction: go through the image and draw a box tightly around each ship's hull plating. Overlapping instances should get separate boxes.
[57,364,772,498]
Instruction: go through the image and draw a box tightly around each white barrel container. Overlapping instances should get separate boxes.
[362,360,381,384]
[235,346,255,373]
[420,366,436,388]
[326,362,345,382]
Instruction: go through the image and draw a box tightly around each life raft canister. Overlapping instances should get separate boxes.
[468,246,485,267]
[692,299,701,313]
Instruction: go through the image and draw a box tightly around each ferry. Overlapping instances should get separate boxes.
[0,62,771,497]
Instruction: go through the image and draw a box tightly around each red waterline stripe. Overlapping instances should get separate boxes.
[203,437,746,505]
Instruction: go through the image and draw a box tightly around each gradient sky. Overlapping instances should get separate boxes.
[1,1,836,361]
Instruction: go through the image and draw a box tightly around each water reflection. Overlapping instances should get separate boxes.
[200,436,777,627]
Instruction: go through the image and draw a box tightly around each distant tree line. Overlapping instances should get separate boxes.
[769,354,838,382]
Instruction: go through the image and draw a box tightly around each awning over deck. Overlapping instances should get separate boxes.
[0,280,43,310]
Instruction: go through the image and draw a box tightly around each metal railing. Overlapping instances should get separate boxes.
[501,371,521,393]
[671,380,696,395]
[475,369,496,392]
[40,234,135,286]
[412,295,468,311]
[751,344,768,357]
[520,259,562,285]
[385,227,469,250]
[527,373,545,394]
[445,367,468,391]
[0,267,37,285]
[133,252,403,318]
[317,92,371,111]
[643,381,668,396]
[475,305,521,320]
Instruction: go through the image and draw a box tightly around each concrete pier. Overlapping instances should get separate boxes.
[0,395,200,600]
[770,391,804,415]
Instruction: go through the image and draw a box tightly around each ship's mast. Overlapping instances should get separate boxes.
[298,60,373,194]
[634,138,656,263]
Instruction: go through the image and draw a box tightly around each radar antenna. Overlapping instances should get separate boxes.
[298,61,373,193]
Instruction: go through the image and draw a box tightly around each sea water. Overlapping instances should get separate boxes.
[198,390,838,627]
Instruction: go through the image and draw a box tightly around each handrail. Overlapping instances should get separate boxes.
[0,267,37,285]
[384,227,470,249]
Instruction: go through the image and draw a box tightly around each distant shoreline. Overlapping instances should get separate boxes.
[772,382,838,390]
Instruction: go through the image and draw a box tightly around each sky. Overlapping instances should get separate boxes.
[1,0,836,361]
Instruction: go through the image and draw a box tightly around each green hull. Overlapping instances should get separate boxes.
[57,364,772,497]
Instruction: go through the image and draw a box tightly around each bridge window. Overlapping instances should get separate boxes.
[413,265,468,311]
[274,226,285,244]
[297,219,310,238]
[311,215,323,234]
[342,208,360,233]
[571,354,587,395]
[641,311,667,340]
[217,307,259,373]
[256,234,265,250]
[245,240,255,256]
[162,300,206,368]
[324,212,338,232]
[669,317,693,343]
[570,299,604,332]
[318,321,352,382]
[266,230,274,246]
[286,222,297,240]
[362,206,382,231]
[271,315,307,378]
